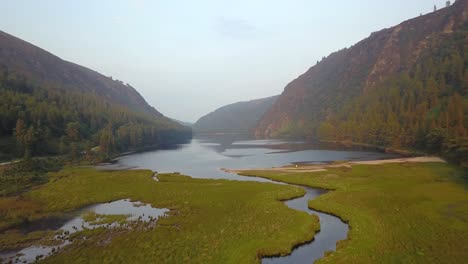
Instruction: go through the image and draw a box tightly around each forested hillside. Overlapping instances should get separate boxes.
[0,32,191,162]
[0,31,160,117]
[193,96,278,134]
[255,0,467,166]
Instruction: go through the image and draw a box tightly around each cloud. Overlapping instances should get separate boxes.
[213,17,257,38]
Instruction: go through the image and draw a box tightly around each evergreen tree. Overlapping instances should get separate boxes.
[14,119,25,156]
[99,124,115,156]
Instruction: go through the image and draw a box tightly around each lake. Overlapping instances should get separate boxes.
[105,135,398,180]
[102,135,399,263]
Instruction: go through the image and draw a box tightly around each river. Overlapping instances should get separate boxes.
[104,135,398,263]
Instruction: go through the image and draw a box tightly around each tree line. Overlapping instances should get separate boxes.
[316,30,467,166]
[0,68,191,162]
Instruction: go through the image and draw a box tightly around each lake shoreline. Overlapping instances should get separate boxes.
[224,156,446,174]
[2,135,463,264]
[231,159,467,263]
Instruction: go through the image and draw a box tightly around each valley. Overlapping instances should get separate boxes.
[0,1,467,263]
[1,138,466,263]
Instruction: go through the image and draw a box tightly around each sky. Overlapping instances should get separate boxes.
[1,0,452,122]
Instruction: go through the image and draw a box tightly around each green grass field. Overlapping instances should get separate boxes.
[0,167,319,263]
[2,163,466,263]
[239,162,468,263]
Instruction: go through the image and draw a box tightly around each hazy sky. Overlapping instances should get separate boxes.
[1,0,451,122]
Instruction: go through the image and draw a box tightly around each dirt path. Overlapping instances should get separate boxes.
[0,160,20,167]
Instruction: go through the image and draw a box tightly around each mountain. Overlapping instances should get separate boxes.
[0,30,160,117]
[0,30,191,161]
[254,0,467,165]
[193,96,278,134]
[171,119,193,127]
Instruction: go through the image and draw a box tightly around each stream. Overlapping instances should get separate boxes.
[104,135,397,263]
[262,184,347,263]
[2,135,397,263]
[0,200,168,263]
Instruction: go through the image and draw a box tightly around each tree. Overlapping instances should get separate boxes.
[426,129,446,153]
[464,69,468,95]
[99,123,115,156]
[434,5,437,11]
[446,1,451,7]
[317,122,336,141]
[59,136,67,154]
[426,77,438,108]
[23,126,36,160]
[69,142,79,161]
[14,119,25,156]
[66,122,80,142]
[65,122,81,160]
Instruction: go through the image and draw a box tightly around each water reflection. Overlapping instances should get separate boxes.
[262,186,348,264]
[0,200,168,264]
[2,136,398,264]
[110,135,398,181]
[108,135,396,264]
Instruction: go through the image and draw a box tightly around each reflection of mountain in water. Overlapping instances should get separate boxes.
[109,136,400,181]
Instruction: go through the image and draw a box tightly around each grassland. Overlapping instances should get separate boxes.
[0,167,319,263]
[239,162,468,263]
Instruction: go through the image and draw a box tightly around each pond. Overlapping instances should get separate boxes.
[0,200,168,264]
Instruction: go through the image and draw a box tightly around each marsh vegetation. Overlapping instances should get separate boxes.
[239,162,468,263]
[1,167,319,263]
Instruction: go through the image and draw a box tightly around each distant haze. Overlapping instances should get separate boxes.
[1,0,451,122]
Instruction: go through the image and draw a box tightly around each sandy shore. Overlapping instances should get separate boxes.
[224,156,446,174]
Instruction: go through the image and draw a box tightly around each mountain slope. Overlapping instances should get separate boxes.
[254,0,467,164]
[0,30,160,117]
[0,31,191,161]
[171,119,193,127]
[193,96,278,134]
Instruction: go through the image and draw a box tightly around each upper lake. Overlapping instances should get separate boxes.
[105,135,399,181]
[102,135,400,263]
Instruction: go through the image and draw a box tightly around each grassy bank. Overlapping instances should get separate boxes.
[0,158,65,197]
[239,162,468,263]
[318,139,426,156]
[0,167,318,263]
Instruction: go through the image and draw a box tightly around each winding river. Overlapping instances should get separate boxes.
[105,135,398,263]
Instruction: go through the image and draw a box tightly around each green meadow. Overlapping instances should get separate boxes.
[1,162,467,263]
[0,167,318,263]
[239,162,468,263]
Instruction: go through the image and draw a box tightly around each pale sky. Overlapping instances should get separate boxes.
[1,0,451,122]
